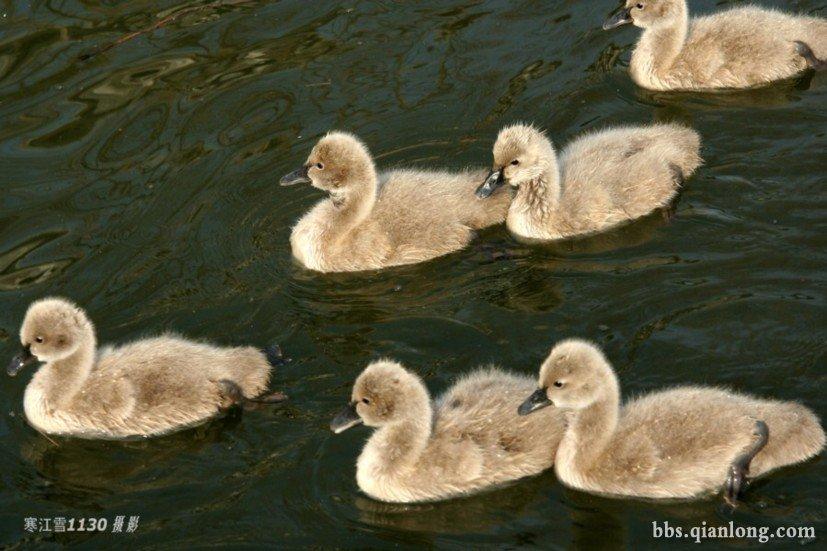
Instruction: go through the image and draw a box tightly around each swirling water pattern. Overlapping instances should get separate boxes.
[0,0,824,547]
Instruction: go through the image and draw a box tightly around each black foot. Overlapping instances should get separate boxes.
[265,344,291,367]
[659,164,685,223]
[217,379,288,412]
[794,41,826,71]
[724,420,770,507]
[217,379,246,412]
[478,242,516,263]
[252,390,288,404]
[660,202,678,223]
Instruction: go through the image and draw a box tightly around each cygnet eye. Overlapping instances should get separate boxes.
[316,162,324,170]
[362,398,370,405]
[553,381,564,388]
[35,336,44,344]
[510,159,520,166]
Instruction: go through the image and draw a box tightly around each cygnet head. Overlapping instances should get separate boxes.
[280,132,377,200]
[9,297,93,376]
[330,360,430,434]
[518,339,615,415]
[603,0,685,31]
[476,124,556,199]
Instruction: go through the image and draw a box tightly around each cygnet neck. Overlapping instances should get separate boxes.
[515,152,563,219]
[634,5,689,78]
[329,163,379,233]
[40,327,97,409]
[561,380,621,469]
[368,399,433,471]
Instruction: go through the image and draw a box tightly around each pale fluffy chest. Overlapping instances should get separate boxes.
[507,206,564,240]
[630,50,659,88]
[554,436,595,491]
[23,376,64,434]
[629,45,684,91]
[355,441,423,502]
[355,449,386,495]
[356,448,402,501]
[21,369,135,437]
[290,209,331,271]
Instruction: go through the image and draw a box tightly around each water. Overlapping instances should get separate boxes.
[1,0,825,548]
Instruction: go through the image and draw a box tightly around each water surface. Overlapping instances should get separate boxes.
[1,0,825,548]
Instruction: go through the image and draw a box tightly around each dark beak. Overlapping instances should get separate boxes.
[8,345,36,377]
[330,402,363,434]
[476,169,505,199]
[603,7,633,30]
[280,166,310,186]
[518,387,552,416]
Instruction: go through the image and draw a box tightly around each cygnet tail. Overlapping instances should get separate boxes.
[749,403,825,477]
[669,126,703,179]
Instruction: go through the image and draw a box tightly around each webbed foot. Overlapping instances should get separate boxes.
[659,164,685,223]
[265,344,291,367]
[217,378,287,413]
[724,420,769,507]
[794,41,826,71]
[251,390,288,404]
[478,242,516,263]
[660,202,678,223]
[217,379,246,412]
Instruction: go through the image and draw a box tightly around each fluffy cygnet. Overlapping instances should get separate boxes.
[281,132,511,272]
[519,340,825,505]
[331,360,566,503]
[603,0,827,90]
[476,123,701,240]
[7,297,286,440]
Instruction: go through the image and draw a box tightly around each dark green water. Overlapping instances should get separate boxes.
[1,0,825,548]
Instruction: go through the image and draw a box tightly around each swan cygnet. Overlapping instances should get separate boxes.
[476,123,701,241]
[330,360,566,503]
[603,0,827,91]
[280,132,511,273]
[519,340,826,504]
[7,297,287,440]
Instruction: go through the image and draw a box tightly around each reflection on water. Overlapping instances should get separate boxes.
[0,231,76,290]
[636,71,820,110]
[0,0,824,548]
[16,415,244,505]
[353,474,553,534]
[514,201,679,254]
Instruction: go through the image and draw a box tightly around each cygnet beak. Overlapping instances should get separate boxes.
[7,345,36,377]
[476,169,505,199]
[603,7,633,30]
[280,166,311,186]
[518,387,553,416]
[330,402,364,434]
